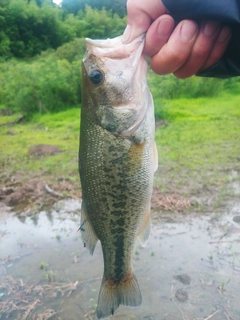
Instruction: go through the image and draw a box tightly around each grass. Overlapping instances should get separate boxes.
[0,107,81,187]
[1,90,240,211]
[153,93,240,203]
[0,108,80,167]
[155,94,240,167]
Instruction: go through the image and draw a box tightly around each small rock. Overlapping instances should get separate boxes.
[28,144,62,156]
[174,274,191,285]
[155,120,168,129]
[233,216,240,223]
[175,288,188,302]
[4,190,25,206]
[0,187,15,198]
[6,130,15,135]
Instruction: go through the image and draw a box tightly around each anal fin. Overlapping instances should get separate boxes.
[137,206,151,247]
[80,202,98,255]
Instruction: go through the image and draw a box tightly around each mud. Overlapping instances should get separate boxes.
[0,199,240,320]
[28,144,62,157]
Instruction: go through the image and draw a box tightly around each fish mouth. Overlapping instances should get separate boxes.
[85,34,145,60]
[85,34,144,48]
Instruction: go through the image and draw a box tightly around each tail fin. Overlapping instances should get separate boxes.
[96,273,142,319]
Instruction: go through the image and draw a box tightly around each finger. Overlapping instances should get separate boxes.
[144,15,175,57]
[150,20,199,75]
[174,21,221,78]
[199,25,232,71]
[123,0,168,43]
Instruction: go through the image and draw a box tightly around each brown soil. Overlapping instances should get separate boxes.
[28,144,62,157]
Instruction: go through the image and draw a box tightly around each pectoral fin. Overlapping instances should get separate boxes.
[80,202,98,255]
[137,206,151,247]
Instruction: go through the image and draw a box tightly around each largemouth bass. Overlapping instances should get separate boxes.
[79,34,158,319]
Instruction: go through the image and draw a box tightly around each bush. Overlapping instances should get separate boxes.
[147,70,240,121]
[0,1,127,59]
[53,38,86,63]
[148,71,226,100]
[0,55,81,117]
[76,5,127,39]
[223,77,240,94]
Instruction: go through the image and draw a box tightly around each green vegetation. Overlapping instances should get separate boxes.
[155,94,240,167]
[0,0,126,58]
[62,0,126,17]
[0,53,82,116]
[1,87,239,210]
[148,69,240,103]
[0,0,239,212]
[151,70,240,173]
[0,108,80,177]
[153,87,240,203]
[0,0,126,117]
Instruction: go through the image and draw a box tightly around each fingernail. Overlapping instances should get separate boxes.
[203,21,220,36]
[122,25,132,43]
[157,18,174,37]
[180,21,198,42]
[218,26,231,43]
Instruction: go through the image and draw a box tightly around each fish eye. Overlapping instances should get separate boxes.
[89,69,104,85]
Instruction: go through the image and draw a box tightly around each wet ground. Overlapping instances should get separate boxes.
[0,199,240,320]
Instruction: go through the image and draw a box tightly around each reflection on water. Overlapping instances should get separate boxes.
[0,200,240,320]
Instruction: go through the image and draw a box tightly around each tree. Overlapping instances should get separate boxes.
[62,0,126,17]
[76,6,126,39]
[0,0,126,59]
[0,0,74,58]
[28,0,54,6]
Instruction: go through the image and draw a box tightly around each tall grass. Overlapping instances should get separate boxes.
[147,70,240,120]
[0,40,84,117]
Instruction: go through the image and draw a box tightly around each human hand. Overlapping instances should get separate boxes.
[123,0,232,78]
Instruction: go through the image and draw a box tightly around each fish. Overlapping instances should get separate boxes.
[79,34,158,319]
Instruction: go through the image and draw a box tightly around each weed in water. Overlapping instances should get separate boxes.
[56,234,61,240]
[45,269,56,282]
[208,251,213,260]
[89,298,97,309]
[39,261,48,270]
[150,250,155,257]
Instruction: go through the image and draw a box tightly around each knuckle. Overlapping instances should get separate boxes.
[174,69,193,79]
[204,53,221,69]
[192,45,210,59]
[211,46,225,61]
[126,0,138,14]
[168,48,188,65]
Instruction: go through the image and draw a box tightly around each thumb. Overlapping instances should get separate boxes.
[123,0,168,43]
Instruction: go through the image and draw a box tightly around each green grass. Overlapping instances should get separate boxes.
[1,94,239,177]
[155,94,240,168]
[0,107,80,179]
[153,93,240,201]
[1,91,240,209]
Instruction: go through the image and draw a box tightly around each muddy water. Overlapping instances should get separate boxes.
[0,200,240,320]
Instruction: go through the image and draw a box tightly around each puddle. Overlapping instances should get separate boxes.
[0,200,240,320]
